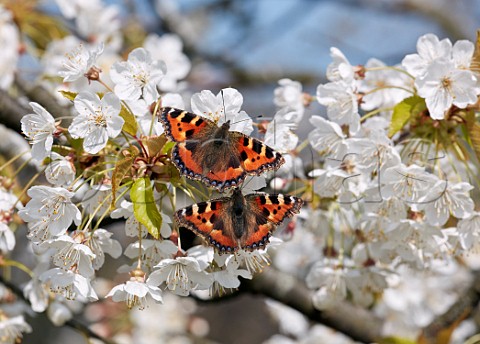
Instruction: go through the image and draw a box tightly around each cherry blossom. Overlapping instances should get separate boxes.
[18,186,81,242]
[317,80,360,133]
[326,47,355,84]
[54,0,102,19]
[147,256,213,296]
[106,269,163,309]
[416,59,479,119]
[45,152,76,186]
[88,229,122,270]
[75,3,122,50]
[0,316,32,344]
[144,33,191,92]
[212,256,251,291]
[358,59,412,111]
[452,40,475,69]
[0,6,19,90]
[59,42,104,82]
[264,109,299,152]
[306,260,349,310]
[0,222,15,253]
[47,234,96,277]
[124,239,178,270]
[415,181,474,226]
[69,91,124,154]
[456,213,480,250]
[274,78,305,115]
[23,275,50,313]
[39,268,98,301]
[191,87,253,134]
[308,115,346,159]
[402,33,452,78]
[110,48,166,102]
[21,102,57,161]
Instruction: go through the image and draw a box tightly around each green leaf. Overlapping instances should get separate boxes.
[471,30,480,73]
[162,141,176,155]
[130,177,162,239]
[120,105,138,137]
[143,135,167,157]
[389,95,426,138]
[69,138,84,155]
[466,113,480,163]
[59,90,78,102]
[15,5,68,51]
[379,337,417,344]
[111,149,137,208]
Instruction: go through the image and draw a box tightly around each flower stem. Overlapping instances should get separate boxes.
[1,258,33,277]
[365,65,415,79]
[360,107,393,123]
[149,97,162,136]
[0,151,29,172]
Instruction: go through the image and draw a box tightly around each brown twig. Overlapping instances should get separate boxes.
[419,270,480,344]
[241,266,383,343]
[15,77,72,122]
[0,89,30,132]
[0,275,117,344]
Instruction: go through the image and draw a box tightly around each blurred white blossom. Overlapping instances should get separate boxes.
[21,103,57,161]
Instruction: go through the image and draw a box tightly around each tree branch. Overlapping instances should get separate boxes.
[15,78,72,122]
[241,266,384,343]
[0,79,71,134]
[0,124,39,186]
[420,270,480,343]
[0,89,30,133]
[0,275,117,344]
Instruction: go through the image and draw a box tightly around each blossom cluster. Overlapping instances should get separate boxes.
[0,0,479,343]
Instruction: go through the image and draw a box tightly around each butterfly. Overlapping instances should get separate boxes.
[175,188,303,253]
[159,107,285,190]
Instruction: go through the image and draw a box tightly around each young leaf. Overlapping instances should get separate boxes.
[143,135,167,158]
[466,116,480,163]
[380,337,416,344]
[389,95,426,138]
[130,177,162,239]
[59,90,78,101]
[471,29,480,73]
[111,147,138,208]
[119,105,138,137]
[161,141,176,155]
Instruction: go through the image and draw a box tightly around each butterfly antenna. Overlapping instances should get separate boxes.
[242,176,253,190]
[231,118,251,126]
[221,89,227,123]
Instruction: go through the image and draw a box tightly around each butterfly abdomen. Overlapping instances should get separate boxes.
[231,190,247,239]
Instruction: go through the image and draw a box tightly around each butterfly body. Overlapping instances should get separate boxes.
[160,107,285,190]
[175,189,303,253]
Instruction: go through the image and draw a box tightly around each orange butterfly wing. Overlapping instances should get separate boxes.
[242,194,303,250]
[176,192,303,253]
[161,107,246,190]
[160,107,209,143]
[249,194,303,225]
[236,135,285,175]
[160,107,285,190]
[175,199,240,253]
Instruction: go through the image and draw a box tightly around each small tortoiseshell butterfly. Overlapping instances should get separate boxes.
[175,189,303,253]
[159,107,285,190]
